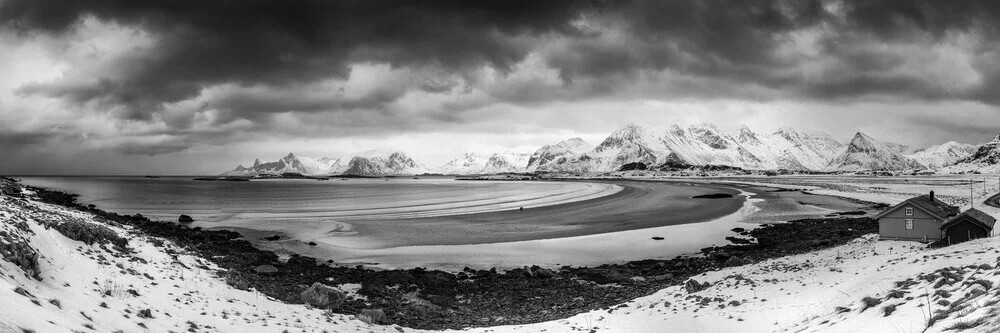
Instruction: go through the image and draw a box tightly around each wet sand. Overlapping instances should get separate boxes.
[309,180,745,249]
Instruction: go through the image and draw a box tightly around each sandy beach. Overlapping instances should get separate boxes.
[238,180,869,269]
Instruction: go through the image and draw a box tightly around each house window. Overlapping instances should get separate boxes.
[905,219,914,230]
[905,207,913,216]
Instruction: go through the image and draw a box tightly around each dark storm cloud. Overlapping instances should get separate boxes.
[7,0,1000,111]
[0,0,595,115]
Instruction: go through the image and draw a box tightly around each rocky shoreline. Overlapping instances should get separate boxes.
[7,176,880,330]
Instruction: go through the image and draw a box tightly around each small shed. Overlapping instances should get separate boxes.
[940,208,997,245]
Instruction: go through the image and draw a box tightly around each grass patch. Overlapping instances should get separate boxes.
[860,296,882,312]
[947,318,985,330]
[882,304,898,317]
[44,219,128,250]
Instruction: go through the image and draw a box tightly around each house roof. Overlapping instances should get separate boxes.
[873,195,960,220]
[941,208,998,231]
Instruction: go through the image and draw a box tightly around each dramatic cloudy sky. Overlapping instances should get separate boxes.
[2,0,1000,175]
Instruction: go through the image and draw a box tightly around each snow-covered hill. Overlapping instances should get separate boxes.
[340,150,430,176]
[907,141,978,168]
[0,184,400,333]
[828,132,925,171]
[436,152,530,175]
[221,153,345,176]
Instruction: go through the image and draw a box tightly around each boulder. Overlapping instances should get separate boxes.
[533,268,558,279]
[178,215,194,223]
[300,282,346,309]
[252,264,278,274]
[576,268,627,285]
[712,252,733,262]
[358,308,385,324]
[685,279,711,293]
[648,273,674,282]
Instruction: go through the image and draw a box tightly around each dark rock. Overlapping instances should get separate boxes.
[533,268,557,279]
[137,308,153,319]
[301,282,346,309]
[308,241,318,246]
[576,268,627,284]
[178,215,194,223]
[263,235,281,241]
[252,264,278,274]
[712,252,732,262]
[648,273,673,282]
[358,308,386,324]
[618,162,647,171]
[684,279,711,293]
[651,236,664,240]
[692,193,734,199]
[731,228,745,233]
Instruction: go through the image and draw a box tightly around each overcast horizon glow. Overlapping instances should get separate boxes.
[2,0,1000,175]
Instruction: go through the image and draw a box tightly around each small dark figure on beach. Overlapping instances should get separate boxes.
[519,207,523,211]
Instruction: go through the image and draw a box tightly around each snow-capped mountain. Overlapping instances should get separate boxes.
[525,138,593,172]
[907,141,978,168]
[828,132,925,171]
[340,150,429,176]
[530,123,847,172]
[956,132,1000,165]
[481,152,530,174]
[563,124,670,172]
[221,153,344,176]
[436,152,530,174]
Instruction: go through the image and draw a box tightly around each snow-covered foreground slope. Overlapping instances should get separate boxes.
[464,235,1000,333]
[0,192,410,333]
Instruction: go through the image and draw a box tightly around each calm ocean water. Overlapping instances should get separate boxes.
[16,176,615,224]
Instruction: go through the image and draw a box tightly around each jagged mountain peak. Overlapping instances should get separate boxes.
[991,132,1000,144]
[221,152,344,176]
[830,132,924,171]
[845,132,882,152]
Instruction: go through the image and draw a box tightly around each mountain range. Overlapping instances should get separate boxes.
[221,124,1000,176]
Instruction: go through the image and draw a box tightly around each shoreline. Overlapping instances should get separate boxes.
[5,175,881,330]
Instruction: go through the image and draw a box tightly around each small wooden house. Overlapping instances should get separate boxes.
[939,208,996,245]
[875,191,959,242]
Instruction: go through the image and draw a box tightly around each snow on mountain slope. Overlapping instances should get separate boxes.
[340,150,429,176]
[437,152,530,174]
[480,152,530,174]
[220,153,343,176]
[828,132,925,171]
[762,128,846,170]
[957,132,1000,165]
[563,123,671,172]
[534,124,846,172]
[436,153,490,175]
[658,123,793,169]
[906,141,978,168]
[525,137,593,172]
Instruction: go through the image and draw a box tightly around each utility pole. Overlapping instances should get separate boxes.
[970,178,974,207]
